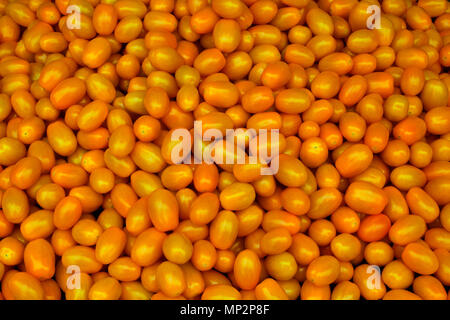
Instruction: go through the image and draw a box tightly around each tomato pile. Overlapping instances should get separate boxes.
[0,0,450,301]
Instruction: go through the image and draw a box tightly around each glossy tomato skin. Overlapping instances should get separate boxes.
[255,278,288,300]
[234,249,261,290]
[357,214,391,242]
[24,239,55,280]
[389,215,427,246]
[402,242,439,275]
[8,272,45,300]
[382,260,415,290]
[335,144,373,178]
[344,181,388,215]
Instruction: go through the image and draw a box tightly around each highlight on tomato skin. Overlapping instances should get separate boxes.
[0,0,449,302]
